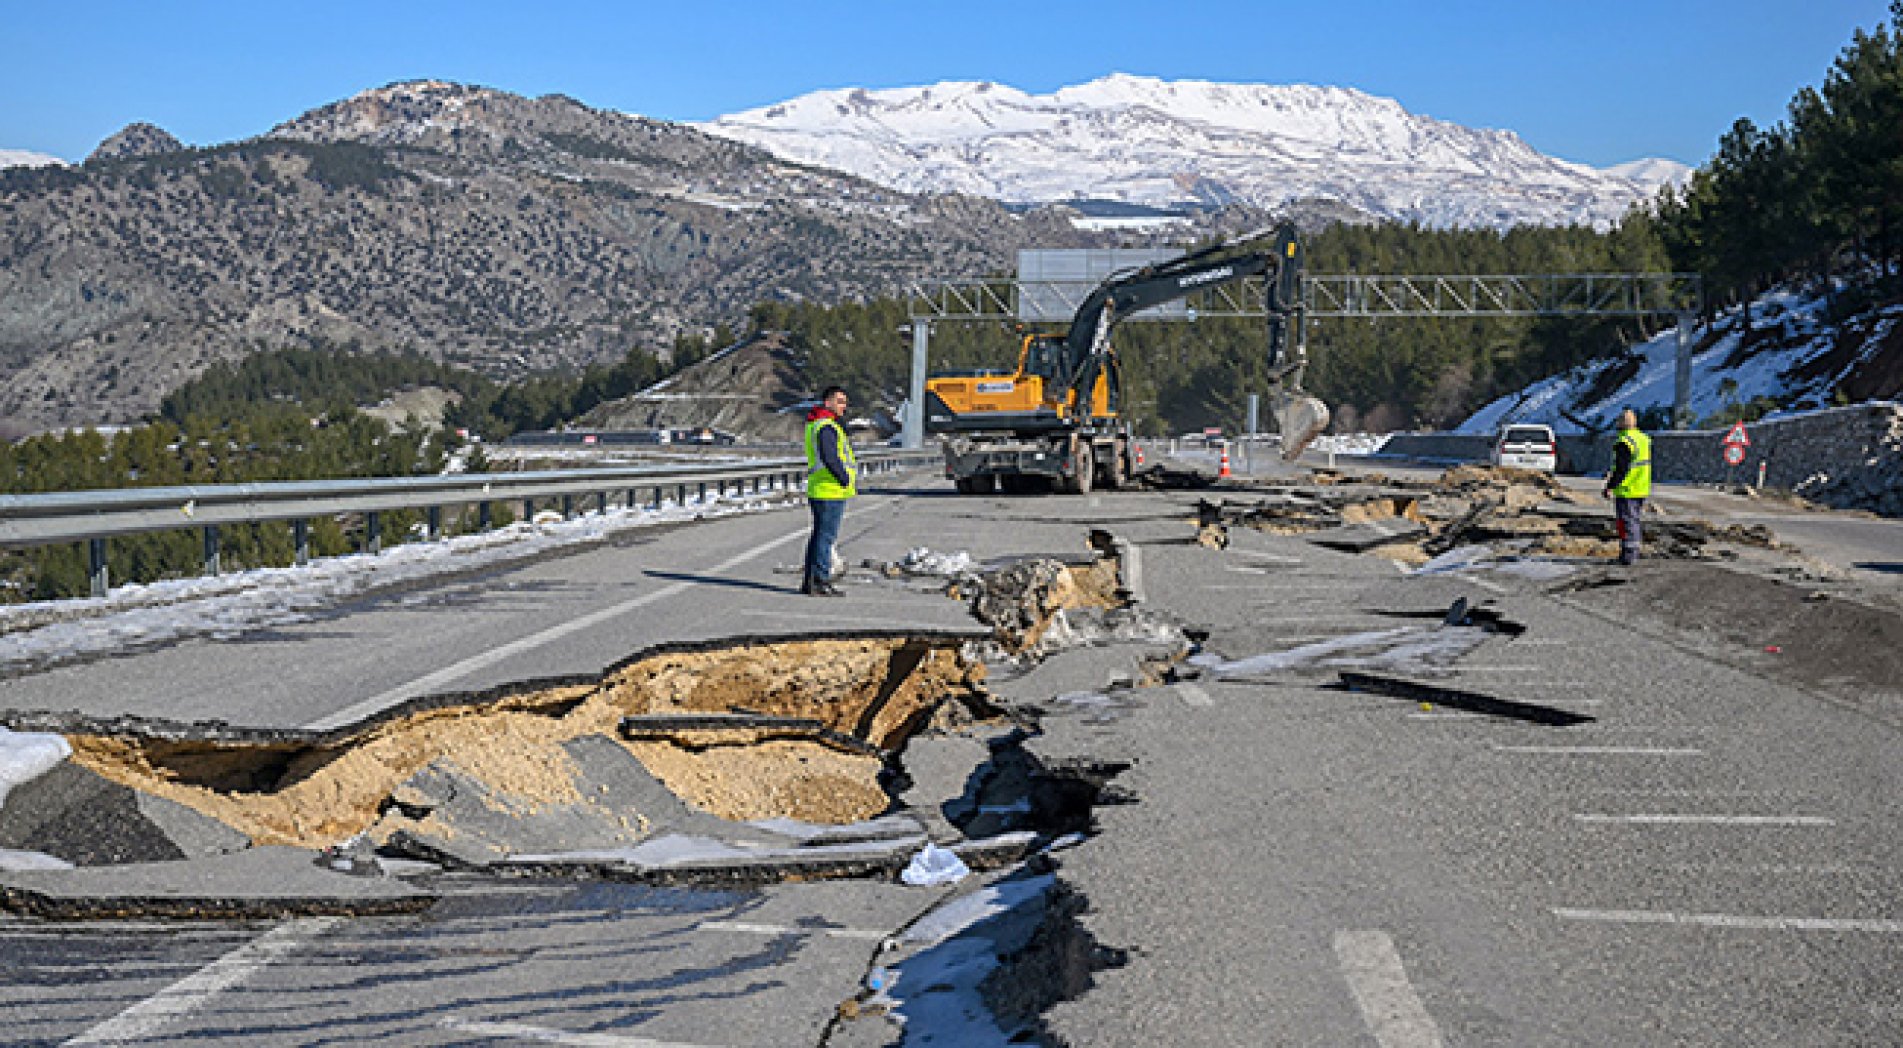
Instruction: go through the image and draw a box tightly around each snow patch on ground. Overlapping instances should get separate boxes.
[0,727,71,810]
[0,491,791,675]
[1459,285,1899,434]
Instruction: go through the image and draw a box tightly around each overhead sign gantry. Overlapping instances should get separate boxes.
[902,267,1703,446]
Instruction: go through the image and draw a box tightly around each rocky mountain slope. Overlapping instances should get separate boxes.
[572,333,815,443]
[698,74,1689,230]
[1459,283,1903,435]
[0,81,1104,429]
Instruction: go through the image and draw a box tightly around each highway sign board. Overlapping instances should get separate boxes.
[1724,421,1751,447]
[1723,443,1746,466]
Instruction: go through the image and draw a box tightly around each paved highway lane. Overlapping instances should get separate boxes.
[1,468,1899,1045]
[0,489,982,731]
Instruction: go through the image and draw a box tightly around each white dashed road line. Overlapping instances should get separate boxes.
[1175,683,1214,707]
[63,917,342,1046]
[701,920,887,941]
[1573,813,1834,826]
[439,1018,717,1047]
[1333,930,1446,1048]
[1495,745,1701,756]
[1554,908,1903,933]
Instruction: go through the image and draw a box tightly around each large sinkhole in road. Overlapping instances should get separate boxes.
[45,551,1131,857]
[64,635,989,850]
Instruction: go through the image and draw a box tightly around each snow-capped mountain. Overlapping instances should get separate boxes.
[0,148,64,171]
[697,74,1690,230]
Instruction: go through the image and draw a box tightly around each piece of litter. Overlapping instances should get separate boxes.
[1765,645,1781,654]
[900,843,969,886]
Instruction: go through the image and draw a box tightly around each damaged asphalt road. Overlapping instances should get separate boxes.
[2,463,1902,1045]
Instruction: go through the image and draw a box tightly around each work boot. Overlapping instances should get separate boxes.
[799,572,816,595]
[812,577,846,597]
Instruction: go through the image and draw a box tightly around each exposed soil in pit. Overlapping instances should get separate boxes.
[60,636,985,849]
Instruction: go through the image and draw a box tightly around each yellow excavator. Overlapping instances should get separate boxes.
[925,223,1330,494]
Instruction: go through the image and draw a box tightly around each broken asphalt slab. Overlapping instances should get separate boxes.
[379,732,796,870]
[0,760,249,867]
[0,845,433,919]
[500,830,1038,888]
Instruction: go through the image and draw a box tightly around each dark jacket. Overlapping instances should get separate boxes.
[1604,438,1633,493]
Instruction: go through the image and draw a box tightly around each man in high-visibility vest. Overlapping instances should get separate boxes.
[1602,409,1652,565]
[801,385,857,596]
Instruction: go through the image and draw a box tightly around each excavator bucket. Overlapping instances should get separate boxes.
[1276,394,1331,460]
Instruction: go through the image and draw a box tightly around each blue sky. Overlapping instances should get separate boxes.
[2,0,1892,168]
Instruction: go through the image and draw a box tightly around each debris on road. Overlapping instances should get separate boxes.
[1336,671,1595,726]
[1185,464,1782,569]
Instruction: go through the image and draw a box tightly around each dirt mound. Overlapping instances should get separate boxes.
[1557,561,1903,721]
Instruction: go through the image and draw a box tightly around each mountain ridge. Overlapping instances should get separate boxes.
[698,73,1689,229]
[0,80,1106,429]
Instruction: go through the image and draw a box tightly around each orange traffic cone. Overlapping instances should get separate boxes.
[1218,444,1232,478]
[1135,444,1145,467]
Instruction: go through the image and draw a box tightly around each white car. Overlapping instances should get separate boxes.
[1490,424,1558,472]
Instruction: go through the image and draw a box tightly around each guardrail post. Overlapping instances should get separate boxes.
[523,498,534,523]
[675,484,686,505]
[293,520,311,566]
[202,526,221,576]
[366,512,382,556]
[625,488,637,511]
[478,502,492,532]
[562,495,575,520]
[697,482,706,503]
[651,486,662,511]
[88,537,109,598]
[596,492,607,515]
[426,506,442,540]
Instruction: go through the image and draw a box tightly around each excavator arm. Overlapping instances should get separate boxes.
[1061,223,1328,459]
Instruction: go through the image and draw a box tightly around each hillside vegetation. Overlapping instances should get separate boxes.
[774,5,1903,434]
[0,81,1086,429]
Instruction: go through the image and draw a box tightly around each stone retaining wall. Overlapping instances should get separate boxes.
[1375,402,1902,516]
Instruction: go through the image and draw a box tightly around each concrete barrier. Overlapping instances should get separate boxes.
[1374,402,1903,516]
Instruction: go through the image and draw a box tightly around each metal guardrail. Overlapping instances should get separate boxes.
[0,450,939,597]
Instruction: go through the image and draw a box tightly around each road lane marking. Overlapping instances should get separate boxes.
[736,608,942,623]
[1553,908,1903,933]
[1333,930,1445,1048]
[702,920,887,940]
[306,518,819,730]
[1495,745,1701,756]
[1573,814,1833,826]
[439,1018,717,1047]
[1175,683,1214,707]
[63,916,340,1046]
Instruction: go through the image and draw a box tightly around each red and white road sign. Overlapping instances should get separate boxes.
[1723,421,1751,448]
[1723,443,1746,466]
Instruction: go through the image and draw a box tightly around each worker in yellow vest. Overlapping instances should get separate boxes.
[1602,409,1652,565]
[801,386,857,596]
